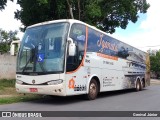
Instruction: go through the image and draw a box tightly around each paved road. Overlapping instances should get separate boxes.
[0,84,160,120]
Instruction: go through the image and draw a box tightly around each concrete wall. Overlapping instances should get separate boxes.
[0,54,16,79]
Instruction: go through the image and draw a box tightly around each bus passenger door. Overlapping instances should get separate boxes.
[65,23,87,95]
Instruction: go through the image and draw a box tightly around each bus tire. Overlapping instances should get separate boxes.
[135,80,141,92]
[141,79,145,90]
[86,79,98,100]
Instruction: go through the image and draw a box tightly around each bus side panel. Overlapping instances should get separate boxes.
[65,53,102,96]
[65,67,88,96]
[100,58,126,91]
[86,25,150,92]
[90,52,135,92]
[86,52,147,92]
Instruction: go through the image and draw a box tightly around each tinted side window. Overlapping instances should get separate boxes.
[66,23,86,72]
[87,27,118,57]
[87,28,100,52]
[87,27,145,64]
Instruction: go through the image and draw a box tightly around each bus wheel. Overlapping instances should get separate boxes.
[135,80,141,92]
[86,79,98,100]
[141,79,145,90]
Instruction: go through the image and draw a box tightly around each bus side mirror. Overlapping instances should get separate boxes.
[68,38,76,56]
[10,44,15,56]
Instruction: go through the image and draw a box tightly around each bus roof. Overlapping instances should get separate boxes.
[27,19,83,28]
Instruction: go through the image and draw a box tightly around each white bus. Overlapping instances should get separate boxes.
[12,19,150,100]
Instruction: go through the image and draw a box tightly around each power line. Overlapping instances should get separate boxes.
[138,45,160,48]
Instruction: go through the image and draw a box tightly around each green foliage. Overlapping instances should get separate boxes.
[150,50,160,76]
[0,29,19,53]
[0,79,15,88]
[0,29,18,43]
[0,85,41,105]
[15,0,68,31]
[15,0,150,33]
[0,79,42,105]
[0,43,10,53]
[0,0,13,10]
[0,95,41,105]
[0,79,16,95]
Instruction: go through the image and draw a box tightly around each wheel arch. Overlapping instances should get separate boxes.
[87,74,100,94]
[141,77,145,88]
[135,76,141,88]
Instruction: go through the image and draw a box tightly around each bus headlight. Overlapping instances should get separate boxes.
[16,79,23,85]
[47,79,63,85]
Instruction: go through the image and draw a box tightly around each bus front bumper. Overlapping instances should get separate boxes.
[16,83,66,96]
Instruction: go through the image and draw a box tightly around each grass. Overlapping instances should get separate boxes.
[0,79,16,95]
[0,79,42,105]
[0,95,42,105]
[0,79,15,87]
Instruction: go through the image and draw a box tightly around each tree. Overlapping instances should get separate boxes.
[0,29,19,53]
[15,0,150,33]
[0,0,13,10]
[149,50,160,78]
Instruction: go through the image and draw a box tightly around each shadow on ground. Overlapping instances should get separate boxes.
[28,88,147,105]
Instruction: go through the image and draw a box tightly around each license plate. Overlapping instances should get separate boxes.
[29,88,38,92]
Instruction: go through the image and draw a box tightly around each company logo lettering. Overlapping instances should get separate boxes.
[74,85,86,91]
[2,112,11,117]
[97,34,118,53]
[97,53,118,61]
[85,59,90,63]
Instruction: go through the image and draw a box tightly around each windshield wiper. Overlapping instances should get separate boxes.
[22,47,46,73]
[22,48,36,73]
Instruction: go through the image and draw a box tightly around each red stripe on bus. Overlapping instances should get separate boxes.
[97,53,118,61]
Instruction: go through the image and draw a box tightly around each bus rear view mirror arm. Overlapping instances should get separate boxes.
[68,38,76,56]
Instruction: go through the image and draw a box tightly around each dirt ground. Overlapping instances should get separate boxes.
[150,79,160,85]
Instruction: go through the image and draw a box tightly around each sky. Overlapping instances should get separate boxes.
[112,0,160,51]
[0,0,159,52]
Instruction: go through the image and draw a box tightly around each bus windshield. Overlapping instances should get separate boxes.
[17,22,69,74]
